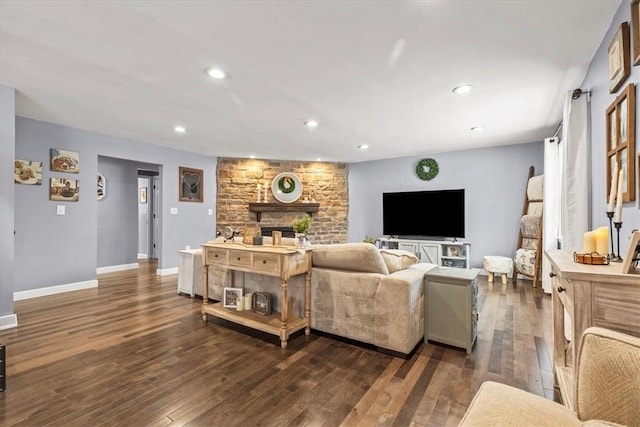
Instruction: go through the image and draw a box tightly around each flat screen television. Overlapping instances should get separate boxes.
[382,189,465,238]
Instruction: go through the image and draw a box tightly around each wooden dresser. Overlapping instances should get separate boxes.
[546,249,640,409]
[201,242,312,349]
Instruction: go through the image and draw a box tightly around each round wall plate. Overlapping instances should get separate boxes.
[271,172,302,203]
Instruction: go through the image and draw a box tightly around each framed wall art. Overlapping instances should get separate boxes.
[605,83,636,203]
[14,160,42,185]
[140,187,147,204]
[97,173,105,200]
[50,178,79,202]
[632,0,640,66]
[608,22,630,93]
[179,166,203,202]
[50,148,80,173]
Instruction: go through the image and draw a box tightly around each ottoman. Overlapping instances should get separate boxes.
[482,256,513,285]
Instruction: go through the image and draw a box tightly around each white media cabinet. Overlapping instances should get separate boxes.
[377,237,471,269]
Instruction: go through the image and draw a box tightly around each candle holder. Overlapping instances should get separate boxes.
[611,221,624,262]
[606,211,615,257]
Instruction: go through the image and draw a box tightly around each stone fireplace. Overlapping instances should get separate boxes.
[216,158,348,244]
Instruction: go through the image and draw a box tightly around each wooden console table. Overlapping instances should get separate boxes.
[546,249,640,410]
[201,242,312,348]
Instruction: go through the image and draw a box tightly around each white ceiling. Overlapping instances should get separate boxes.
[0,1,621,163]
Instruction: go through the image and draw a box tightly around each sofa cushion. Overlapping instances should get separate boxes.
[311,243,389,274]
[379,249,418,273]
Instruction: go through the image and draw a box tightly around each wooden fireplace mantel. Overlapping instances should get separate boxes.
[248,202,320,222]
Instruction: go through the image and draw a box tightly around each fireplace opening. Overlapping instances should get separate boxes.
[260,226,295,238]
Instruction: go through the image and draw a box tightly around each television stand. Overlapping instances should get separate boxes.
[378,237,471,269]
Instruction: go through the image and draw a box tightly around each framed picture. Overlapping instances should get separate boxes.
[179,166,203,202]
[621,231,640,273]
[14,159,42,185]
[632,0,640,66]
[140,187,147,204]
[97,173,105,200]
[608,22,630,93]
[447,246,460,257]
[605,83,636,203]
[50,148,80,173]
[50,178,79,202]
[223,287,243,308]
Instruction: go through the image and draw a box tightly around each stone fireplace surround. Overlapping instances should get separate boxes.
[216,158,349,244]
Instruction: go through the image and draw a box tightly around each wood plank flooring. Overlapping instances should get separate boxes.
[0,260,555,426]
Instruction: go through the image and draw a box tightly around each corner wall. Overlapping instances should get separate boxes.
[583,0,640,255]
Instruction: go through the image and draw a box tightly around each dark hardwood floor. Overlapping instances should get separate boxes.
[0,260,555,426]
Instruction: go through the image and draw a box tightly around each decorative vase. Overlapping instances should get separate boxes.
[295,233,308,247]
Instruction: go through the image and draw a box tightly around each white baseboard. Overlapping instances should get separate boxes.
[0,314,18,330]
[157,267,178,276]
[96,263,139,275]
[14,279,99,301]
[137,253,148,259]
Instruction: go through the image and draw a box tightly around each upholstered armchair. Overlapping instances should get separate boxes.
[458,327,640,426]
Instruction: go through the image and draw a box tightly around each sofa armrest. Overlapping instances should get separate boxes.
[375,264,435,354]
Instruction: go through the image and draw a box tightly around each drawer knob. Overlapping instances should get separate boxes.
[263,260,267,264]
[214,254,218,258]
[549,272,556,278]
[237,257,241,261]
[557,286,566,293]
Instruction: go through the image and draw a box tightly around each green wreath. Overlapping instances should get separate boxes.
[416,158,439,181]
[277,176,296,194]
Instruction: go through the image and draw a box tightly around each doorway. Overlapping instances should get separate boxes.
[138,170,160,260]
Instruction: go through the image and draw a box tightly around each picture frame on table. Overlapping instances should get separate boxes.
[179,166,203,202]
[605,83,636,203]
[223,287,243,308]
[632,0,640,66]
[447,246,460,257]
[621,231,640,274]
[608,22,630,93]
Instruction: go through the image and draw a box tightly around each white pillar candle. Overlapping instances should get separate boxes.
[595,227,609,255]
[236,298,244,311]
[244,293,252,310]
[614,169,624,222]
[583,231,596,253]
[607,162,618,212]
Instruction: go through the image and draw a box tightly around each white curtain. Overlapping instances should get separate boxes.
[561,91,590,253]
[542,91,590,293]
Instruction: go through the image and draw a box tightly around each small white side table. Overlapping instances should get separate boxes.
[177,249,202,297]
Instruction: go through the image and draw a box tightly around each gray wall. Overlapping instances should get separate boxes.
[583,0,640,255]
[348,142,544,268]
[12,116,217,292]
[97,156,155,268]
[0,85,15,318]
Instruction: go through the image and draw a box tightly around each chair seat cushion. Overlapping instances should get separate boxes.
[459,381,580,427]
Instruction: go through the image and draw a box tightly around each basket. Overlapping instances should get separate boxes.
[573,252,609,265]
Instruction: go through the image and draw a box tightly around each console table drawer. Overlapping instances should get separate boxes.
[228,250,251,268]
[206,248,228,265]
[252,253,281,274]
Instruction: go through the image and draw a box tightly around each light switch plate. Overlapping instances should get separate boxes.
[56,205,65,215]
[208,208,213,216]
[170,207,178,215]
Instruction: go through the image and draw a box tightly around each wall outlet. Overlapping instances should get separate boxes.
[56,205,65,215]
[170,207,178,215]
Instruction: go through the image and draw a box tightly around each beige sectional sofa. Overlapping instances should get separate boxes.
[310,243,437,355]
[199,240,436,356]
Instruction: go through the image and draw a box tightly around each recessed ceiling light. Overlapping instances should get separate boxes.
[250,155,256,159]
[358,144,369,150]
[453,84,473,94]
[205,67,226,79]
[470,126,485,132]
[174,125,186,134]
[316,158,322,161]
[305,120,318,128]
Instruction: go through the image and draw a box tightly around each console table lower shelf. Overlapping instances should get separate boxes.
[202,302,308,339]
